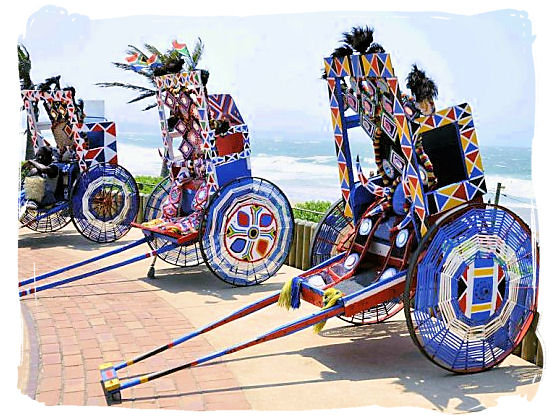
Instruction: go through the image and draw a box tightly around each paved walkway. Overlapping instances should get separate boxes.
[18,227,249,410]
[18,227,542,412]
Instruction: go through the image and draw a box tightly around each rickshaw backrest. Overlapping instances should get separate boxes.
[21,90,119,172]
[324,54,487,233]
[154,72,251,193]
[81,122,118,167]
[208,94,251,187]
[22,89,88,172]
[208,94,247,157]
[413,103,487,214]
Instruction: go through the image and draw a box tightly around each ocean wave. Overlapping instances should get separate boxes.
[116,142,163,176]
[298,155,335,164]
[484,175,534,202]
[115,143,538,208]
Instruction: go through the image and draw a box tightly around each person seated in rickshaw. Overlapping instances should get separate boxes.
[21,146,60,210]
[58,144,77,162]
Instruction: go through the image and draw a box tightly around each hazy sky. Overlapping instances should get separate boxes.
[19,6,535,146]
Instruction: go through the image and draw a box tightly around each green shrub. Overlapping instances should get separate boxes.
[135,175,163,194]
[292,200,331,223]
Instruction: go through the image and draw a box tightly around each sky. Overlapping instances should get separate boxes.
[18,6,535,147]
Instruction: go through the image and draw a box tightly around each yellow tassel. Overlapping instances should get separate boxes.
[277,279,293,310]
[313,288,344,334]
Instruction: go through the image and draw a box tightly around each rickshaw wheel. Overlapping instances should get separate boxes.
[20,203,71,232]
[19,172,71,232]
[338,299,404,325]
[404,202,538,373]
[309,198,354,266]
[199,177,294,286]
[311,198,404,324]
[143,177,203,267]
[70,163,140,243]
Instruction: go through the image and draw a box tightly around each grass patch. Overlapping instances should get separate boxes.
[293,200,331,223]
[135,175,163,194]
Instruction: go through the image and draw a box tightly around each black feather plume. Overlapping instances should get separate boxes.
[406,64,438,102]
[341,26,374,54]
[37,75,61,91]
[152,59,185,77]
[366,43,385,54]
[200,70,210,86]
[331,44,353,58]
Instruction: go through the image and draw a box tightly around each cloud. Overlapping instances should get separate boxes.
[20,5,90,60]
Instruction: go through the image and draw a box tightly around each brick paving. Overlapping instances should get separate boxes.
[18,233,251,410]
[17,229,543,412]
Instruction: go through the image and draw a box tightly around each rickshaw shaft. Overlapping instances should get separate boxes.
[117,304,344,391]
[19,242,178,297]
[114,292,280,370]
[19,237,150,287]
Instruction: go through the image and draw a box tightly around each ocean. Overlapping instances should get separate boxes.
[29,128,537,223]
[118,130,533,195]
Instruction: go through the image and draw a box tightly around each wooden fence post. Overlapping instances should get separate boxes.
[294,221,305,270]
[287,223,297,267]
[301,222,313,270]
[136,193,146,223]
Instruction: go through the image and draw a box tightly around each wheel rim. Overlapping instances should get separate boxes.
[143,177,203,267]
[404,203,538,373]
[200,177,294,286]
[71,164,139,243]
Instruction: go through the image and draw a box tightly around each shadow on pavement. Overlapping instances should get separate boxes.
[20,264,284,302]
[18,229,135,251]
[123,321,542,412]
[140,265,286,301]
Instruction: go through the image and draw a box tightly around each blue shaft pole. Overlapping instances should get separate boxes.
[19,243,178,297]
[118,303,344,391]
[114,292,280,370]
[19,237,150,287]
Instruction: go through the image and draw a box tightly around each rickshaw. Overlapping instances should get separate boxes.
[19,88,140,243]
[18,68,294,296]
[98,46,538,401]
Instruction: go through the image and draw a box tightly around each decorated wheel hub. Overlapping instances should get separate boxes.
[456,257,506,321]
[224,203,278,262]
[437,234,520,338]
[82,177,130,225]
[72,164,139,243]
[90,186,124,221]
